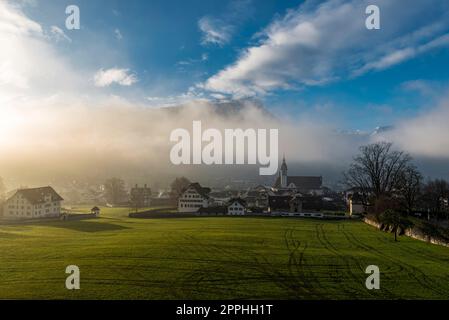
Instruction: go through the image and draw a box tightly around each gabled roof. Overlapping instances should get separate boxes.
[209,190,234,198]
[228,198,247,207]
[184,183,211,198]
[12,186,63,204]
[288,176,322,189]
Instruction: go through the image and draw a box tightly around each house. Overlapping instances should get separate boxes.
[227,198,247,215]
[273,156,323,195]
[130,184,152,207]
[241,188,269,208]
[289,194,303,213]
[209,190,238,206]
[91,206,100,216]
[268,193,326,214]
[348,192,365,215]
[268,195,292,213]
[178,182,211,213]
[2,186,63,219]
[151,190,177,206]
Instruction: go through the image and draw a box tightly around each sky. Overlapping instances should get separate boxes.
[5,0,449,128]
[2,0,449,186]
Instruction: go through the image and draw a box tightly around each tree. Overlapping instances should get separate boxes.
[104,178,127,206]
[0,176,5,201]
[170,177,191,199]
[344,142,412,201]
[380,209,413,242]
[130,190,142,214]
[397,165,422,215]
[420,179,449,220]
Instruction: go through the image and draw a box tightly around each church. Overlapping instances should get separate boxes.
[273,156,323,195]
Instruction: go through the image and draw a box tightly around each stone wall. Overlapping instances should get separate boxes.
[363,217,449,248]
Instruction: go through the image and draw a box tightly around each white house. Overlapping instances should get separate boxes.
[2,186,63,220]
[178,183,211,213]
[348,193,365,216]
[227,198,247,215]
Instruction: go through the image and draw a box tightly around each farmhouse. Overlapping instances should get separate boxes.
[273,156,323,195]
[209,189,238,206]
[2,186,63,219]
[241,187,269,208]
[227,198,247,215]
[178,182,211,213]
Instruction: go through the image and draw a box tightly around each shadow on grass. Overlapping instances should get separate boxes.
[40,219,129,233]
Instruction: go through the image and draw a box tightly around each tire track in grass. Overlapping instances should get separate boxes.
[169,229,254,299]
[209,226,317,299]
[315,223,375,299]
[376,233,449,265]
[351,229,448,297]
[164,229,225,298]
[249,226,327,299]
[338,224,397,299]
[283,228,317,298]
[284,228,329,299]
[377,235,449,292]
[202,231,296,299]
[189,223,322,299]
[345,227,448,298]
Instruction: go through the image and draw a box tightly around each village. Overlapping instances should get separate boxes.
[0,156,362,221]
[2,147,449,238]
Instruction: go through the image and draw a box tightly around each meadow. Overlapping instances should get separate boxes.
[0,207,448,300]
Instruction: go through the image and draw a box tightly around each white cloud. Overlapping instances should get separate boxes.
[198,16,233,46]
[50,25,72,42]
[146,87,206,107]
[202,0,449,98]
[93,68,138,87]
[0,1,84,98]
[0,1,42,36]
[114,28,123,40]
[198,0,253,47]
[382,92,449,159]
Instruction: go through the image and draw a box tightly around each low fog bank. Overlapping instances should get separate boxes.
[1,98,449,190]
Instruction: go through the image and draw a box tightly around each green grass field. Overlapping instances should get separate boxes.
[0,207,448,300]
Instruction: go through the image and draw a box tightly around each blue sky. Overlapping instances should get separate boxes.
[6,0,449,131]
[3,0,449,181]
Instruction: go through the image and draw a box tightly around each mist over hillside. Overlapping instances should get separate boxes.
[2,98,449,191]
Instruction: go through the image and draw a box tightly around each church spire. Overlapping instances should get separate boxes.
[280,154,288,188]
[281,154,287,172]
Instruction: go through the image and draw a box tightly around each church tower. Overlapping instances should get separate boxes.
[280,155,288,188]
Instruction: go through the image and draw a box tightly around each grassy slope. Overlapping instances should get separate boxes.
[0,206,448,300]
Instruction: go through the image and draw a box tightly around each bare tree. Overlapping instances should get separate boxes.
[397,165,422,215]
[104,178,127,206]
[421,179,449,220]
[170,177,191,199]
[344,142,412,201]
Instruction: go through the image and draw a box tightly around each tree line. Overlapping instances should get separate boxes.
[344,142,449,240]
